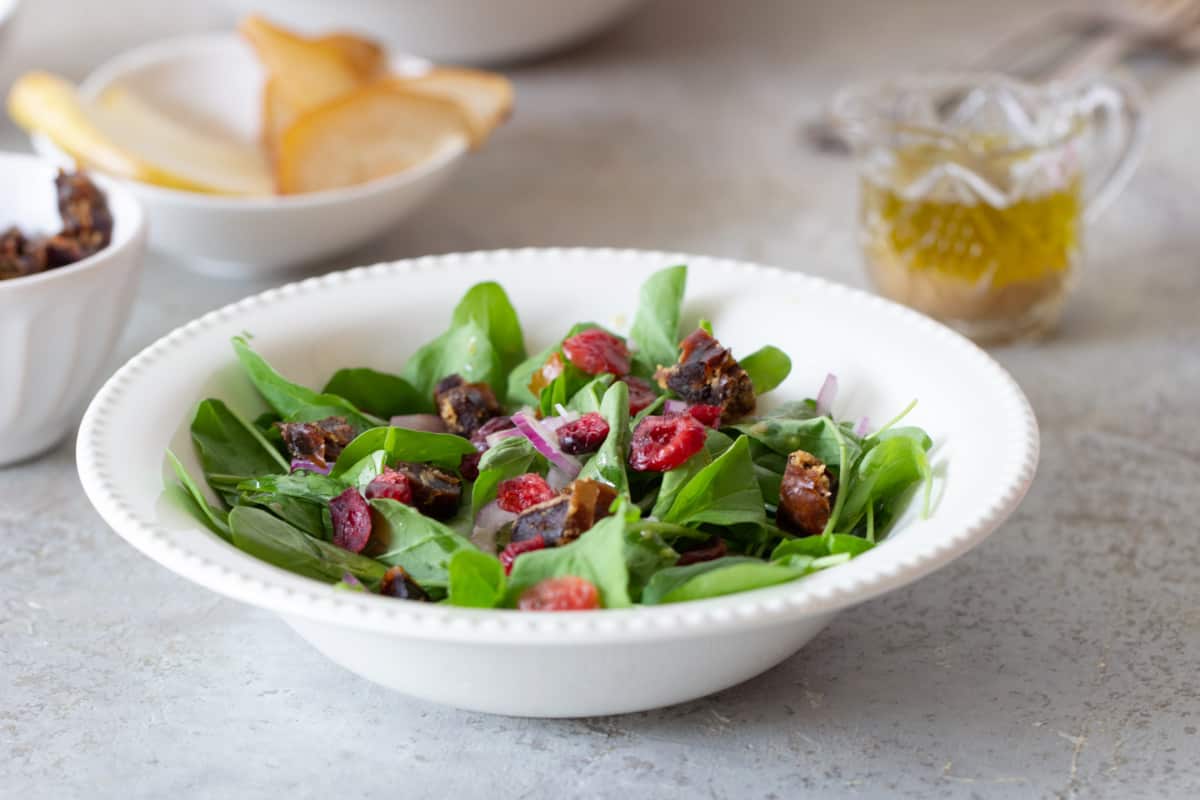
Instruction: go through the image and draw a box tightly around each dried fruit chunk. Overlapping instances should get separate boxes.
[278,416,356,471]
[676,536,727,566]
[518,576,601,611]
[380,565,429,601]
[330,487,372,553]
[685,404,722,428]
[499,535,546,575]
[497,473,557,514]
[509,478,617,546]
[628,414,707,472]
[555,412,610,455]
[777,450,833,536]
[434,374,502,437]
[620,375,658,415]
[655,328,755,424]
[561,328,630,376]
[275,83,470,194]
[389,461,462,520]
[365,468,414,504]
[388,68,514,147]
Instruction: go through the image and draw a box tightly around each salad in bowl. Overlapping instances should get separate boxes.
[169,265,933,611]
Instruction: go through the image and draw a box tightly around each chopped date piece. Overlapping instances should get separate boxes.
[655,328,755,424]
[500,535,546,575]
[676,536,728,566]
[380,566,429,601]
[365,468,414,505]
[497,473,557,514]
[528,351,565,398]
[434,374,502,437]
[518,576,601,611]
[555,412,610,455]
[0,171,113,281]
[620,375,658,415]
[777,450,834,536]
[389,461,462,520]
[686,404,723,428]
[561,328,630,376]
[470,415,516,452]
[458,451,482,481]
[628,414,707,472]
[278,416,356,471]
[509,478,617,546]
[330,487,372,553]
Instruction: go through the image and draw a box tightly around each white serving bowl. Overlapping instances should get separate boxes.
[0,153,146,466]
[32,34,466,278]
[77,249,1038,717]
[222,0,648,64]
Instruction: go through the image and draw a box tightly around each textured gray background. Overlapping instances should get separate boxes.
[2,0,1198,797]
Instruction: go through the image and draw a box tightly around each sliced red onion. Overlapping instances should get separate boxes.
[546,465,573,491]
[471,499,517,553]
[854,416,871,437]
[815,373,838,418]
[339,572,364,589]
[389,413,448,433]
[485,427,523,448]
[664,399,688,416]
[511,411,582,477]
[290,458,330,475]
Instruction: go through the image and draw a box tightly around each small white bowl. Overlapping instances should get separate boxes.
[32,34,467,278]
[77,249,1038,717]
[0,153,146,466]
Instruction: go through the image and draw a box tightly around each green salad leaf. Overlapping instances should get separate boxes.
[447,549,507,608]
[733,415,862,472]
[190,398,289,505]
[565,374,615,415]
[470,435,548,518]
[322,368,427,417]
[330,426,476,476]
[506,512,634,608]
[659,436,765,528]
[166,451,231,541]
[577,380,630,495]
[402,320,504,405]
[450,282,527,377]
[629,264,687,377]
[229,506,387,586]
[369,499,477,595]
[771,534,874,560]
[740,345,791,395]
[641,555,815,605]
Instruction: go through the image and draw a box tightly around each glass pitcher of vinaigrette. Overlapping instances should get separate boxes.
[833,74,1145,343]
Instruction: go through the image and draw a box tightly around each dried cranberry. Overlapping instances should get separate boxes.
[365,469,414,505]
[556,412,610,455]
[380,566,429,601]
[619,375,658,415]
[459,451,482,481]
[686,404,723,428]
[561,328,630,376]
[497,473,557,514]
[517,576,601,611]
[499,535,546,575]
[470,415,515,452]
[330,487,372,553]
[628,414,707,472]
[676,536,727,566]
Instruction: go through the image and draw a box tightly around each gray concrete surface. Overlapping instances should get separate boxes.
[2,0,1198,797]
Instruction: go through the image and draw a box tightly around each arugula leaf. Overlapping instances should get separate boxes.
[232,337,382,430]
[771,534,874,560]
[450,282,527,378]
[470,435,547,518]
[641,555,815,604]
[330,426,476,476]
[166,451,231,541]
[191,398,289,506]
[228,506,387,586]
[369,499,477,595]
[629,265,687,377]
[740,346,791,395]
[401,320,504,404]
[447,549,507,608]
[578,380,630,495]
[659,436,766,528]
[322,368,428,417]
[505,512,634,608]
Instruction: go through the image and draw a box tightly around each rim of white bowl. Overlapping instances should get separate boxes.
[0,152,146,294]
[34,33,467,210]
[77,248,1039,643]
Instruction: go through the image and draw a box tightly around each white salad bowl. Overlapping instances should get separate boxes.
[76,248,1038,717]
[0,153,146,466]
[31,35,466,278]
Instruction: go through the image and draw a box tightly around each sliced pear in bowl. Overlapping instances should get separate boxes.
[389,69,514,147]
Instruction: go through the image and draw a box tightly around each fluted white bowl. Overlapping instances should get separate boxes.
[0,153,146,465]
[77,249,1038,716]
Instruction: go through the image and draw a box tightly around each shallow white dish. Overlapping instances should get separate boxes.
[0,153,146,465]
[32,34,466,278]
[223,0,647,64]
[77,248,1038,717]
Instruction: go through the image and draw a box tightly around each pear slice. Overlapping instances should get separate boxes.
[261,76,297,163]
[318,32,387,80]
[239,15,365,114]
[276,83,470,194]
[389,68,513,147]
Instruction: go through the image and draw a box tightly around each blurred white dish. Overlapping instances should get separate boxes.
[31,34,467,278]
[77,248,1038,716]
[224,0,647,64]
[0,153,146,466]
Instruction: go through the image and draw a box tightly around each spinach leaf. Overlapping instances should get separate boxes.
[771,534,874,560]
[470,435,547,517]
[578,380,630,495]
[338,449,389,491]
[537,362,591,418]
[322,368,428,417]
[369,499,477,595]
[166,451,231,541]
[733,415,862,472]
[506,345,555,408]
[629,264,687,377]
[505,512,633,608]
[237,471,348,504]
[836,435,930,533]
[232,337,382,430]
[659,436,765,528]
[401,320,504,405]
[228,506,387,586]
[566,374,615,415]
[641,555,815,605]
[447,549,507,608]
[623,527,679,602]
[739,345,791,395]
[330,426,476,475]
[191,398,289,505]
[450,281,527,378]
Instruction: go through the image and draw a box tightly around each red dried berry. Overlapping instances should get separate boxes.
[330,487,372,553]
[561,328,630,376]
[686,404,722,428]
[458,451,482,481]
[628,414,707,472]
[621,375,658,414]
[497,473,557,514]
[676,536,728,566]
[499,535,546,575]
[556,412,611,455]
[365,469,414,505]
[517,575,601,611]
